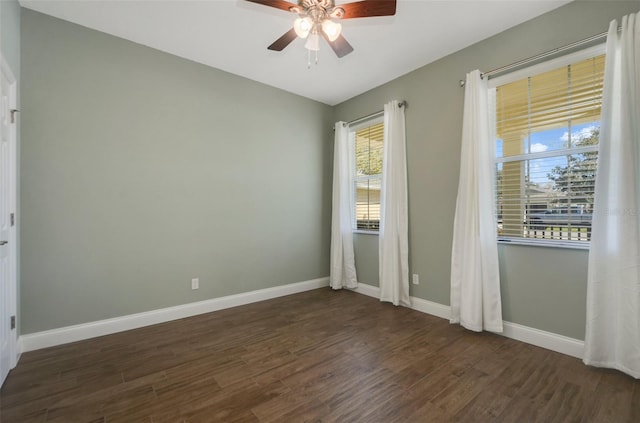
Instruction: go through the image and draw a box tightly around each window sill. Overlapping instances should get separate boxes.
[353,230,379,235]
[498,237,589,250]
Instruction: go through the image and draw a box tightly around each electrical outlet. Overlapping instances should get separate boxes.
[412,274,419,285]
[191,278,199,290]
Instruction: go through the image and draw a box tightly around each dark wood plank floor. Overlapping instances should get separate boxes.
[1,288,638,422]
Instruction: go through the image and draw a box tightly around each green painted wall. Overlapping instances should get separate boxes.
[336,0,640,340]
[353,233,378,288]
[20,10,334,334]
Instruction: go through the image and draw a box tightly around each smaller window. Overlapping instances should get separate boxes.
[352,119,383,231]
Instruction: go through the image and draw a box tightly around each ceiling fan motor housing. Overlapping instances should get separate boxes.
[300,0,334,11]
[294,0,345,20]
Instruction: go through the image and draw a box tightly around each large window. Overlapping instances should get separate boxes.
[491,47,605,246]
[352,119,383,231]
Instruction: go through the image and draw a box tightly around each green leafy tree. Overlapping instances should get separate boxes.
[547,128,599,206]
[356,138,383,175]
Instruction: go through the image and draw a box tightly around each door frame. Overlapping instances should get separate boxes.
[1,54,18,372]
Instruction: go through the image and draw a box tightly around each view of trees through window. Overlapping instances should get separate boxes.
[354,121,383,230]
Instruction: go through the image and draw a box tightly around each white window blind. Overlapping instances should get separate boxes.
[353,120,383,231]
[494,53,604,245]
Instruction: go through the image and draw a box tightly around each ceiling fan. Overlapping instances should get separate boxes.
[246,0,397,60]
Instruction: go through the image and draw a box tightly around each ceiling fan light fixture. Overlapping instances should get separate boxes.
[293,17,313,38]
[321,19,342,42]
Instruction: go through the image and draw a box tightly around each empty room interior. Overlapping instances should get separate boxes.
[1,0,639,421]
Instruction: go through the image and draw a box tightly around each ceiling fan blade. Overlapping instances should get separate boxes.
[338,0,396,19]
[268,28,298,51]
[322,33,354,58]
[245,0,297,13]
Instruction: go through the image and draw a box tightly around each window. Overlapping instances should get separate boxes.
[491,46,605,246]
[352,119,383,231]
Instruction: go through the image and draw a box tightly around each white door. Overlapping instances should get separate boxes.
[0,58,17,387]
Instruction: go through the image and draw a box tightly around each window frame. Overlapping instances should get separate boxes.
[349,116,384,235]
[489,44,606,250]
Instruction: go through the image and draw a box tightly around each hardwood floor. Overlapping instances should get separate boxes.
[1,288,638,422]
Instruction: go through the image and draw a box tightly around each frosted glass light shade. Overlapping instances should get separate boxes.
[294,17,313,38]
[322,20,342,42]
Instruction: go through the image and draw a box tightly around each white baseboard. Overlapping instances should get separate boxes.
[353,282,450,320]
[352,282,379,299]
[502,321,584,359]
[353,282,584,359]
[409,296,452,320]
[20,277,329,352]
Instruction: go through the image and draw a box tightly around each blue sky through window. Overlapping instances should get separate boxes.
[496,121,599,186]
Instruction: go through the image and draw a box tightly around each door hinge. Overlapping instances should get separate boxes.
[10,213,14,227]
[10,109,19,124]
[10,315,15,330]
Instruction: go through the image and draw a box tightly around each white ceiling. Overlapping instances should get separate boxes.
[19,0,572,105]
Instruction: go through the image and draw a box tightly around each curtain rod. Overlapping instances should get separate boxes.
[459,28,615,87]
[344,101,406,127]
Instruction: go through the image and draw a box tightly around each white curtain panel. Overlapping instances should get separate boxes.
[330,122,358,290]
[379,101,410,306]
[450,70,503,333]
[584,13,640,379]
